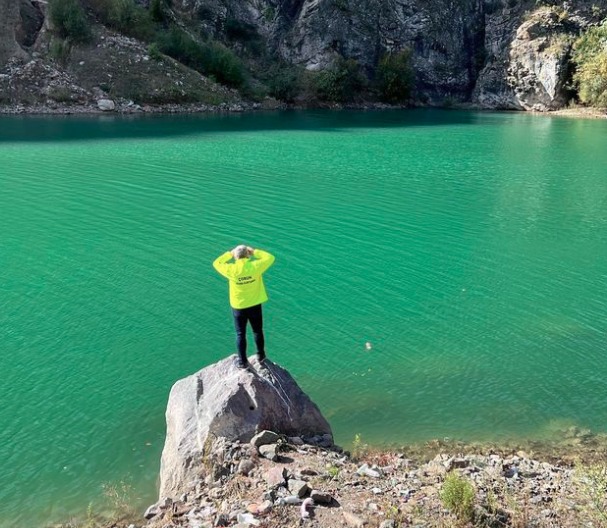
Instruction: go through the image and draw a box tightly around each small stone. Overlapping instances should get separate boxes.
[159,497,173,509]
[238,459,255,476]
[172,501,190,516]
[262,489,276,502]
[289,436,304,445]
[143,504,160,519]
[425,454,453,476]
[208,488,224,499]
[236,512,260,526]
[380,521,396,528]
[197,505,217,518]
[265,466,287,487]
[257,500,273,515]
[214,513,229,526]
[452,458,469,469]
[319,433,333,447]
[251,430,280,447]
[343,510,366,527]
[276,495,303,505]
[310,490,333,504]
[371,487,382,494]
[300,467,318,476]
[357,464,382,478]
[288,479,309,498]
[259,444,279,461]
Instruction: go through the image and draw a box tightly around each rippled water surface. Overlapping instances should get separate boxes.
[1,110,606,526]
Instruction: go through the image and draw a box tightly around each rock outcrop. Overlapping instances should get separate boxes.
[506,7,577,110]
[159,356,332,499]
[0,0,29,64]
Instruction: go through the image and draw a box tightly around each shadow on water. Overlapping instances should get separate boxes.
[0,108,498,143]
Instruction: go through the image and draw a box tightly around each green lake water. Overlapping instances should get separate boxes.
[1,109,606,526]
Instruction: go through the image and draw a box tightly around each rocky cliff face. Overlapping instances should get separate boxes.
[0,0,603,110]
[0,0,33,64]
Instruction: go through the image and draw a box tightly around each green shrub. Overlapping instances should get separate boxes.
[155,26,197,63]
[326,465,340,478]
[440,472,476,523]
[375,49,414,103]
[105,0,155,40]
[225,18,259,42]
[147,42,163,61]
[313,57,366,102]
[262,6,275,21]
[155,27,247,88]
[49,0,91,42]
[206,40,247,87]
[49,37,71,64]
[575,51,607,106]
[575,463,607,524]
[572,21,607,107]
[150,0,171,23]
[334,0,348,11]
[48,86,74,102]
[265,63,302,101]
[351,433,368,461]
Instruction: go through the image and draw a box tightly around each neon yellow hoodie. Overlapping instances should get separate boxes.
[213,249,275,309]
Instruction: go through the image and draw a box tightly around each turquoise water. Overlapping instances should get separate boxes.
[1,110,606,526]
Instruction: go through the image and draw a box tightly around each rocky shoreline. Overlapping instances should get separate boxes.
[0,100,276,116]
[54,429,607,528]
[1,99,604,119]
[145,434,607,528]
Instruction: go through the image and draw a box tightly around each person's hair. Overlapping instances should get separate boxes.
[233,245,249,259]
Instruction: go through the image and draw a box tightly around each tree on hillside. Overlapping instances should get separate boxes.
[49,0,91,42]
[572,21,607,107]
[375,49,414,103]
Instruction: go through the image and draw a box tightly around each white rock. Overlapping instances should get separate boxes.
[276,495,303,505]
[357,463,382,478]
[236,512,260,526]
[97,98,115,111]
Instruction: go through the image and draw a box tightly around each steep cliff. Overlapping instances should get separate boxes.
[0,0,605,110]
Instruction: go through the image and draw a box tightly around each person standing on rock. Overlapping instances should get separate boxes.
[213,245,275,369]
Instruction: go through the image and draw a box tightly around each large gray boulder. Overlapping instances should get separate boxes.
[159,356,332,498]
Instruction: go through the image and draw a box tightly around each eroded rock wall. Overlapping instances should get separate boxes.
[0,0,29,64]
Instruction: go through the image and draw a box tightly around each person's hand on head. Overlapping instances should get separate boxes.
[247,246,255,257]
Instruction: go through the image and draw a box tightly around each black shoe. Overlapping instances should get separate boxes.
[236,358,250,369]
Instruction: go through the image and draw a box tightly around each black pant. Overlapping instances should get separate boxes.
[232,303,265,365]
